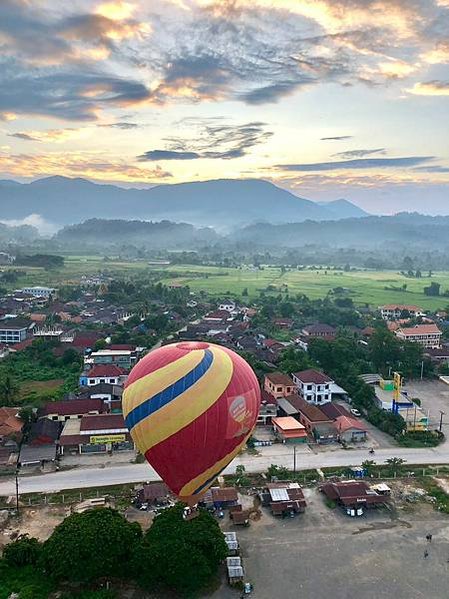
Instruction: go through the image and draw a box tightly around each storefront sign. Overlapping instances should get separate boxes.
[90,434,126,444]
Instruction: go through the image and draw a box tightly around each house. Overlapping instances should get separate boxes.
[380,304,424,320]
[264,483,307,516]
[395,324,442,349]
[424,347,449,364]
[20,286,58,299]
[264,372,295,399]
[320,480,390,511]
[18,444,57,467]
[334,415,368,443]
[86,348,137,370]
[0,407,23,444]
[28,419,61,446]
[58,413,133,454]
[204,310,233,322]
[291,369,333,405]
[0,317,34,344]
[257,391,277,425]
[277,394,334,441]
[273,318,293,329]
[211,487,239,509]
[272,416,308,443]
[320,402,352,420]
[138,481,170,504]
[226,557,244,584]
[302,323,336,340]
[40,399,104,422]
[80,364,126,387]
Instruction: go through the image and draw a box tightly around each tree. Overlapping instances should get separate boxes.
[242,287,248,297]
[424,282,440,296]
[386,457,406,469]
[361,460,376,475]
[40,508,142,583]
[134,503,227,596]
[234,464,251,486]
[3,535,41,567]
[0,373,20,406]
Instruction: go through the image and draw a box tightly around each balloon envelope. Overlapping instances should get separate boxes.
[122,341,261,503]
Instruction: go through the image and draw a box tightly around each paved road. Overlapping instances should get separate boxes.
[0,445,447,496]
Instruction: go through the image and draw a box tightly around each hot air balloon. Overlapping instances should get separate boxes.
[122,341,260,506]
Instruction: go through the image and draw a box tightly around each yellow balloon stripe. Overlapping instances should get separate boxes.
[122,349,205,419]
[131,346,233,453]
[178,432,251,498]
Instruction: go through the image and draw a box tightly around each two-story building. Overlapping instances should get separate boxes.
[79,364,126,387]
[395,324,442,349]
[20,286,58,299]
[291,369,333,405]
[0,317,34,344]
[380,304,424,320]
[263,372,295,399]
[87,347,137,370]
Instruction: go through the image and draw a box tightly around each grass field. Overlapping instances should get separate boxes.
[156,265,449,310]
[3,256,449,310]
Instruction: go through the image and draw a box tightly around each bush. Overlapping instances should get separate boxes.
[40,508,142,583]
[3,535,41,567]
[398,430,444,447]
[134,503,227,597]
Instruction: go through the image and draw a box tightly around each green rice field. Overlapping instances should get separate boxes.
[3,256,449,310]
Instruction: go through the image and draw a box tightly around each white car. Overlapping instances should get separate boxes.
[350,408,361,417]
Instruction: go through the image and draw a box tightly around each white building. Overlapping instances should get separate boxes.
[395,324,442,349]
[291,369,333,406]
[380,304,424,320]
[0,318,33,344]
[20,286,57,299]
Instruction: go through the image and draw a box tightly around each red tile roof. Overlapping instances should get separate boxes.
[284,394,332,423]
[397,324,442,336]
[87,364,125,378]
[265,372,295,386]
[80,413,126,432]
[335,415,367,433]
[42,399,103,417]
[292,369,333,384]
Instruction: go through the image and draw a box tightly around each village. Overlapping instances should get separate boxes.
[2,274,449,596]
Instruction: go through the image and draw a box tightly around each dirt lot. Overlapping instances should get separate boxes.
[212,479,449,599]
[406,380,449,440]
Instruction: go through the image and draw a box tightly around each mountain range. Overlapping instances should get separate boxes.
[0,176,368,230]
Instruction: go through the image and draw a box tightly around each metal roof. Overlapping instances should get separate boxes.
[269,488,290,502]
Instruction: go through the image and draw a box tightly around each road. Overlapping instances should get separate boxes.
[0,445,448,496]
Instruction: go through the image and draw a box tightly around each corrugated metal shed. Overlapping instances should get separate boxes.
[269,488,289,502]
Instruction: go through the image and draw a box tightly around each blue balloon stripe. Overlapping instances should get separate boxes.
[193,464,228,496]
[125,349,213,431]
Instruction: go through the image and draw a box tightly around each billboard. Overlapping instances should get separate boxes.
[89,434,126,445]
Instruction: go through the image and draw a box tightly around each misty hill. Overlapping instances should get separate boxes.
[55,219,218,249]
[230,214,449,250]
[0,176,366,229]
[0,222,39,243]
[318,199,369,219]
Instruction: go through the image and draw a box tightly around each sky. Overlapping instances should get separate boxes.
[0,0,448,214]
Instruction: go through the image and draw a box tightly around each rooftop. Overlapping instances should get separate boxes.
[272,416,306,432]
[86,364,125,378]
[397,324,442,336]
[41,399,103,417]
[292,369,333,384]
[284,394,331,422]
[265,372,295,386]
[0,317,32,330]
[80,413,126,432]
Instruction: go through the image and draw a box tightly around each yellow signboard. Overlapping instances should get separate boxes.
[90,434,126,445]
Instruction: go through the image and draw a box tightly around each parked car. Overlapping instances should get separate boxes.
[350,408,361,417]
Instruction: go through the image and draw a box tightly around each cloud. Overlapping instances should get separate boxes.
[0,59,152,121]
[0,151,172,183]
[333,148,386,159]
[407,80,449,96]
[98,121,140,129]
[139,120,273,161]
[321,136,353,141]
[413,165,449,173]
[276,156,435,171]
[7,128,81,142]
[0,214,58,235]
[138,150,201,161]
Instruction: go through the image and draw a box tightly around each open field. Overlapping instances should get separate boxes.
[157,265,449,309]
[213,483,449,599]
[3,256,449,308]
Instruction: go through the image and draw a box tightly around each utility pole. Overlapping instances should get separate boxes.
[15,468,20,515]
[293,445,297,474]
[439,410,445,433]
[420,360,424,380]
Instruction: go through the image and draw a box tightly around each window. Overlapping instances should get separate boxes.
[89,379,95,384]
[277,386,282,392]
[307,384,313,390]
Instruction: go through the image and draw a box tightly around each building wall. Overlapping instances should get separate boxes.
[264,378,294,399]
[0,327,27,344]
[292,376,331,405]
